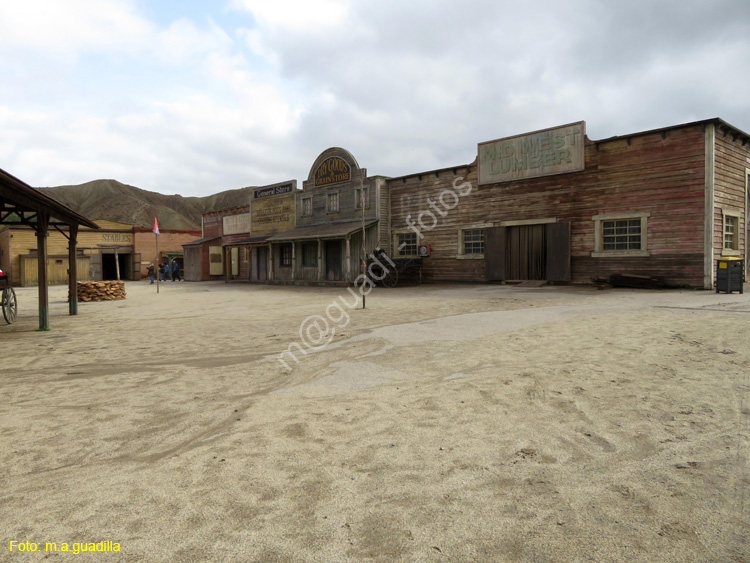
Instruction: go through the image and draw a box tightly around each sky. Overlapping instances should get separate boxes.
[1,0,749,197]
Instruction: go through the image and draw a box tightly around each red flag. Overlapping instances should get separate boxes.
[152,217,160,236]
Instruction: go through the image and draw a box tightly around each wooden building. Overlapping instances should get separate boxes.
[1,220,137,286]
[266,148,388,284]
[386,119,749,289]
[183,181,296,282]
[1,220,201,286]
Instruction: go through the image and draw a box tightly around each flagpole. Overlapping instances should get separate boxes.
[155,230,160,294]
[153,217,160,294]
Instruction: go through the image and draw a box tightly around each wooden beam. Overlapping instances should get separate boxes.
[68,224,78,315]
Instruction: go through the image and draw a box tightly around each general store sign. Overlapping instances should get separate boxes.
[254,183,294,199]
[478,121,585,185]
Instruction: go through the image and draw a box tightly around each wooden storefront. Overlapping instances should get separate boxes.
[267,148,388,285]
[387,119,749,289]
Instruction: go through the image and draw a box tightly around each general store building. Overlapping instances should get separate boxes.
[266,148,389,284]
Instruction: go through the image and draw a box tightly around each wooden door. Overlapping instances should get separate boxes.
[506,225,546,280]
[90,253,102,281]
[325,240,343,281]
[545,222,571,282]
[257,247,268,281]
[485,226,506,281]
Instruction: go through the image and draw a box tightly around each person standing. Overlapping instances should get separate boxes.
[147,263,155,284]
[172,259,180,282]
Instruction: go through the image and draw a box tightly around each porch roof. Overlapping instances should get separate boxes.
[266,220,377,242]
[182,235,221,247]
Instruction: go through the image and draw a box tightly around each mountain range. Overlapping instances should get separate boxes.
[37,179,255,230]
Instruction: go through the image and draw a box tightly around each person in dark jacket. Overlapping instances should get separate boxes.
[147,263,155,284]
[171,259,180,282]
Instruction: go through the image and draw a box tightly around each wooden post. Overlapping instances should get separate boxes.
[114,247,121,281]
[68,224,78,316]
[361,179,366,309]
[345,236,351,281]
[291,243,296,282]
[317,239,323,282]
[36,212,50,331]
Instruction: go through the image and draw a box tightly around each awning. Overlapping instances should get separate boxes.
[222,236,270,247]
[267,220,377,242]
[182,235,221,247]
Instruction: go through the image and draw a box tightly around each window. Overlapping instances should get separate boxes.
[301,242,317,267]
[280,244,292,267]
[302,197,312,217]
[723,211,741,254]
[457,223,492,258]
[355,187,370,209]
[327,192,339,213]
[602,219,641,250]
[396,233,418,256]
[592,212,650,257]
[462,229,485,254]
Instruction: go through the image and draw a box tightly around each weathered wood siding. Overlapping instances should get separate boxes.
[713,126,749,278]
[388,124,709,287]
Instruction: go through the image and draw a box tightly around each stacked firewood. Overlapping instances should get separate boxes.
[76,281,127,301]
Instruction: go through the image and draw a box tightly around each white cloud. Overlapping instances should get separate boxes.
[0,0,153,58]
[230,0,349,31]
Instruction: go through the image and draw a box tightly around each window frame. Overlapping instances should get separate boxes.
[326,191,340,214]
[354,186,370,210]
[301,197,313,217]
[301,242,318,267]
[280,243,292,267]
[591,212,650,257]
[394,232,419,257]
[457,223,492,259]
[722,208,742,256]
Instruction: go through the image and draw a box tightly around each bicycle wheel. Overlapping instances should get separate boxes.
[2,287,17,324]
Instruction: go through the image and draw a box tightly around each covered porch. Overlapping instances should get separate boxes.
[267,220,378,285]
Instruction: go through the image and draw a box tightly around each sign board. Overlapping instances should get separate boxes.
[478,121,585,185]
[254,183,294,199]
[223,213,250,235]
[209,246,223,275]
[251,181,296,236]
[99,233,133,245]
[314,157,351,186]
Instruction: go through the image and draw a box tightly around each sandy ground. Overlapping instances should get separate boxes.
[0,280,748,562]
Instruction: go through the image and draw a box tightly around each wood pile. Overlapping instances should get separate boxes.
[76,281,127,301]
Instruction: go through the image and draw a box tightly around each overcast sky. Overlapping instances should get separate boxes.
[1,0,748,196]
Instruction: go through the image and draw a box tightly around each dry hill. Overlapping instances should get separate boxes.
[37,179,255,230]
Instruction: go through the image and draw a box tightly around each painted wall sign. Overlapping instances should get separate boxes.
[251,195,295,235]
[223,213,251,235]
[315,157,351,186]
[100,233,133,244]
[254,183,294,199]
[478,121,585,185]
